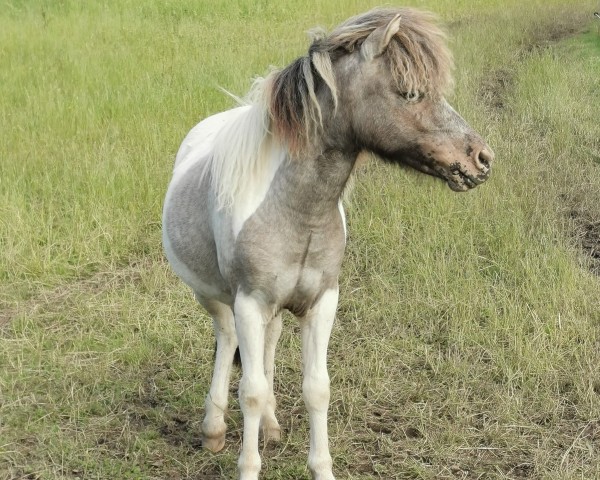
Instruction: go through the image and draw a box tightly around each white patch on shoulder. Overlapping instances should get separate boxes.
[169,106,286,240]
[230,142,286,237]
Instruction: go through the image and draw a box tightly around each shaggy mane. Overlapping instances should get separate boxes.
[268,7,453,154]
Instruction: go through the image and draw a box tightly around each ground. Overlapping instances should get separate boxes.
[1,1,600,479]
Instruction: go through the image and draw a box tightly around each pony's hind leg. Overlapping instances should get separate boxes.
[261,312,282,442]
[198,296,238,453]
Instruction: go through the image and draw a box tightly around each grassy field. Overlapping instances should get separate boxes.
[1,0,600,478]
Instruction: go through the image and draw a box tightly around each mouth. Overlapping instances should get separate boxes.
[384,151,490,192]
[446,165,488,192]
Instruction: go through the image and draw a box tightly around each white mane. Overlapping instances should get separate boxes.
[207,79,282,212]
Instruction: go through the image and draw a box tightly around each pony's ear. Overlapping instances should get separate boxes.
[360,14,402,61]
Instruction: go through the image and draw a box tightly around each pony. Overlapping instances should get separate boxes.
[162,8,494,479]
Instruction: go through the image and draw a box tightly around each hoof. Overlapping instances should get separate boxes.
[202,432,226,452]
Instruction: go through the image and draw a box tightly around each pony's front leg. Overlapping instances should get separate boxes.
[300,288,338,480]
[235,292,269,480]
[261,312,282,442]
[199,298,238,453]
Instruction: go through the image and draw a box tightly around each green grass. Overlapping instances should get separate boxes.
[2,1,600,479]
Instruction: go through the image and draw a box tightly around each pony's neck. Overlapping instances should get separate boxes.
[276,147,358,216]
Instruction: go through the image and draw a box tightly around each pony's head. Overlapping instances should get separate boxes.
[267,8,494,191]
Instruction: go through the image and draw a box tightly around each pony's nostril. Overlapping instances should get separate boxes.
[477,148,494,171]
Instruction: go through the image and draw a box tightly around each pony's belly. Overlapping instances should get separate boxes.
[163,233,225,299]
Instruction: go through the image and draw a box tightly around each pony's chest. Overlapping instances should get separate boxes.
[231,209,346,310]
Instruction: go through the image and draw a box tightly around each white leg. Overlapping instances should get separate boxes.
[300,288,338,480]
[199,298,238,453]
[235,292,269,480]
[261,312,282,441]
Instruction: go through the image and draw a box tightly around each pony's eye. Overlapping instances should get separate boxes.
[402,91,423,102]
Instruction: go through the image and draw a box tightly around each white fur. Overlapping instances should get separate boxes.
[301,288,338,480]
[234,291,271,480]
[261,313,283,441]
[201,302,238,453]
[174,108,242,170]
[210,103,270,208]
[338,201,347,241]
[233,288,339,480]
[163,109,246,299]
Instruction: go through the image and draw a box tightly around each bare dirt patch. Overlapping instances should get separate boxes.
[476,12,600,276]
[479,68,515,112]
[479,11,588,113]
[132,368,207,451]
[570,207,600,275]
[522,17,584,54]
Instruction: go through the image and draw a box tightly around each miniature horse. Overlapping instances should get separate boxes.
[163,8,494,479]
